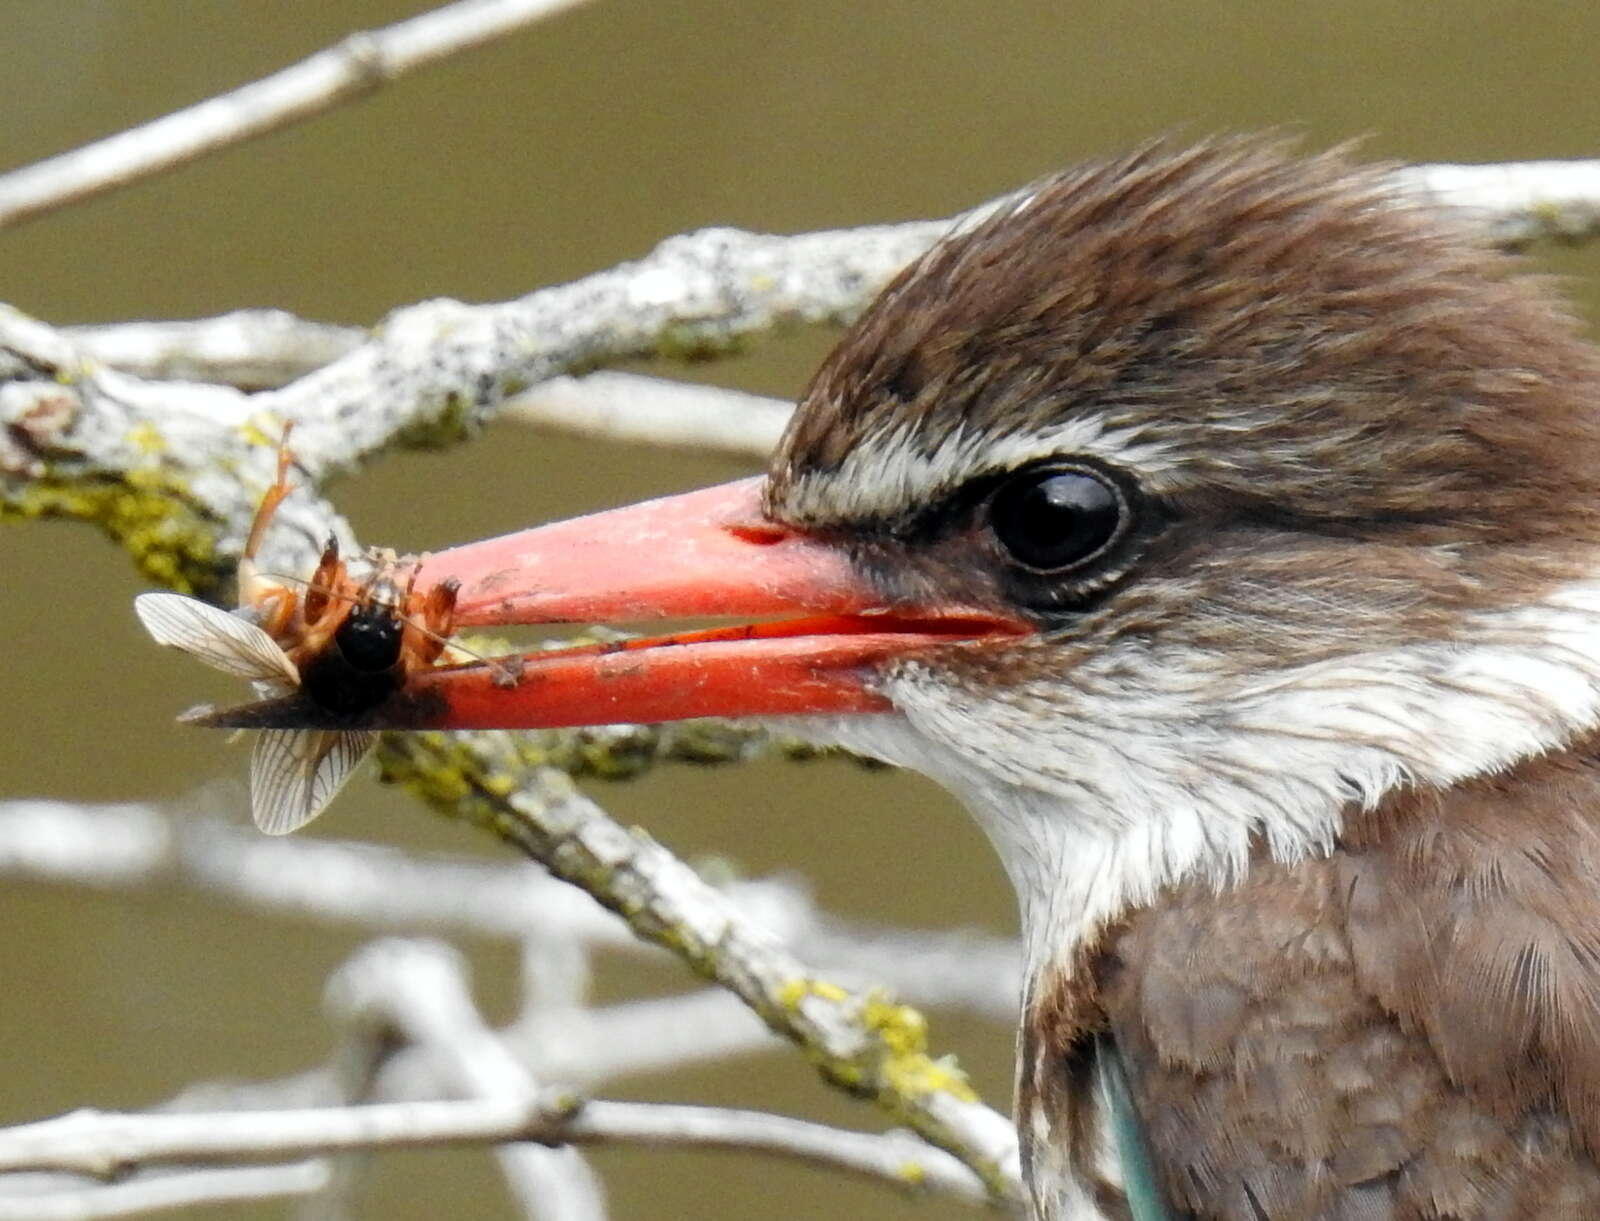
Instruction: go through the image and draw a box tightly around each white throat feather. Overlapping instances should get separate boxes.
[777,571,1600,981]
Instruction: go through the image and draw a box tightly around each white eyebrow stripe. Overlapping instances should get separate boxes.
[779,413,1180,523]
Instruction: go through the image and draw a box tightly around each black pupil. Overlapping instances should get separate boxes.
[990,468,1122,572]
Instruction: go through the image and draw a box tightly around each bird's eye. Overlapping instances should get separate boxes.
[987,466,1127,573]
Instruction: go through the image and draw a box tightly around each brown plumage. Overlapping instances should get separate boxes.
[766,139,1600,1218]
[1024,743,1600,1218]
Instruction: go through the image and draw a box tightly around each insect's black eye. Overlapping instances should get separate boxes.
[987,466,1128,573]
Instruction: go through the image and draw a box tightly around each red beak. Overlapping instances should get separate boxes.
[197,477,1026,732]
[401,476,1026,729]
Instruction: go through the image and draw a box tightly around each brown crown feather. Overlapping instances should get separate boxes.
[768,136,1600,549]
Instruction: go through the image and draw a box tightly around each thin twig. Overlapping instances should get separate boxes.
[3,923,990,1210]
[501,372,791,457]
[249,217,950,483]
[0,800,1020,1024]
[505,989,777,1084]
[0,216,941,592]
[1395,159,1600,247]
[0,304,346,594]
[0,1095,988,1207]
[64,312,364,390]
[0,1164,329,1221]
[64,310,791,457]
[0,0,595,231]
[140,991,771,1119]
[327,939,605,1221]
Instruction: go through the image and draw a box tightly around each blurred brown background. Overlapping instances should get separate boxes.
[3,2,1600,1218]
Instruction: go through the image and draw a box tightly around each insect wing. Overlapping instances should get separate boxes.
[250,728,374,835]
[135,593,299,687]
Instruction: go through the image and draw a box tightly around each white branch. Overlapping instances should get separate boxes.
[0,217,941,588]
[64,313,790,458]
[0,800,1021,1026]
[326,939,605,1221]
[133,158,1600,479]
[0,306,348,592]
[64,313,364,390]
[0,1164,329,1220]
[501,372,792,457]
[250,218,949,484]
[0,1095,987,1208]
[0,796,1026,1194]
[0,0,1594,271]
[0,1098,566,1177]
[507,989,777,1083]
[1396,159,1600,247]
[146,990,768,1122]
[0,0,595,231]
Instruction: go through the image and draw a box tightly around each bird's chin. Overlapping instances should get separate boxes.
[758,709,924,763]
[752,675,1003,789]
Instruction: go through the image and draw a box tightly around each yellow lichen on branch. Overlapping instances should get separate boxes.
[376,729,1022,1206]
[0,472,224,595]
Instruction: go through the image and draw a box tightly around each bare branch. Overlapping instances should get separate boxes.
[0,1164,329,1220]
[1395,159,1600,247]
[0,0,595,231]
[806,919,1022,1025]
[501,372,791,457]
[574,1101,988,1203]
[135,158,1600,482]
[0,926,989,1211]
[507,990,777,1084]
[328,938,606,1221]
[248,218,949,482]
[0,1097,567,1174]
[0,800,1021,1027]
[65,313,364,390]
[0,219,939,591]
[0,1094,988,1209]
[376,738,1027,1205]
[0,306,344,594]
[150,988,776,1118]
[63,312,789,458]
[0,789,1026,1196]
[55,159,1600,399]
[144,991,768,1126]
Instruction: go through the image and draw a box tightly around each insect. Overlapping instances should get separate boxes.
[134,434,462,835]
